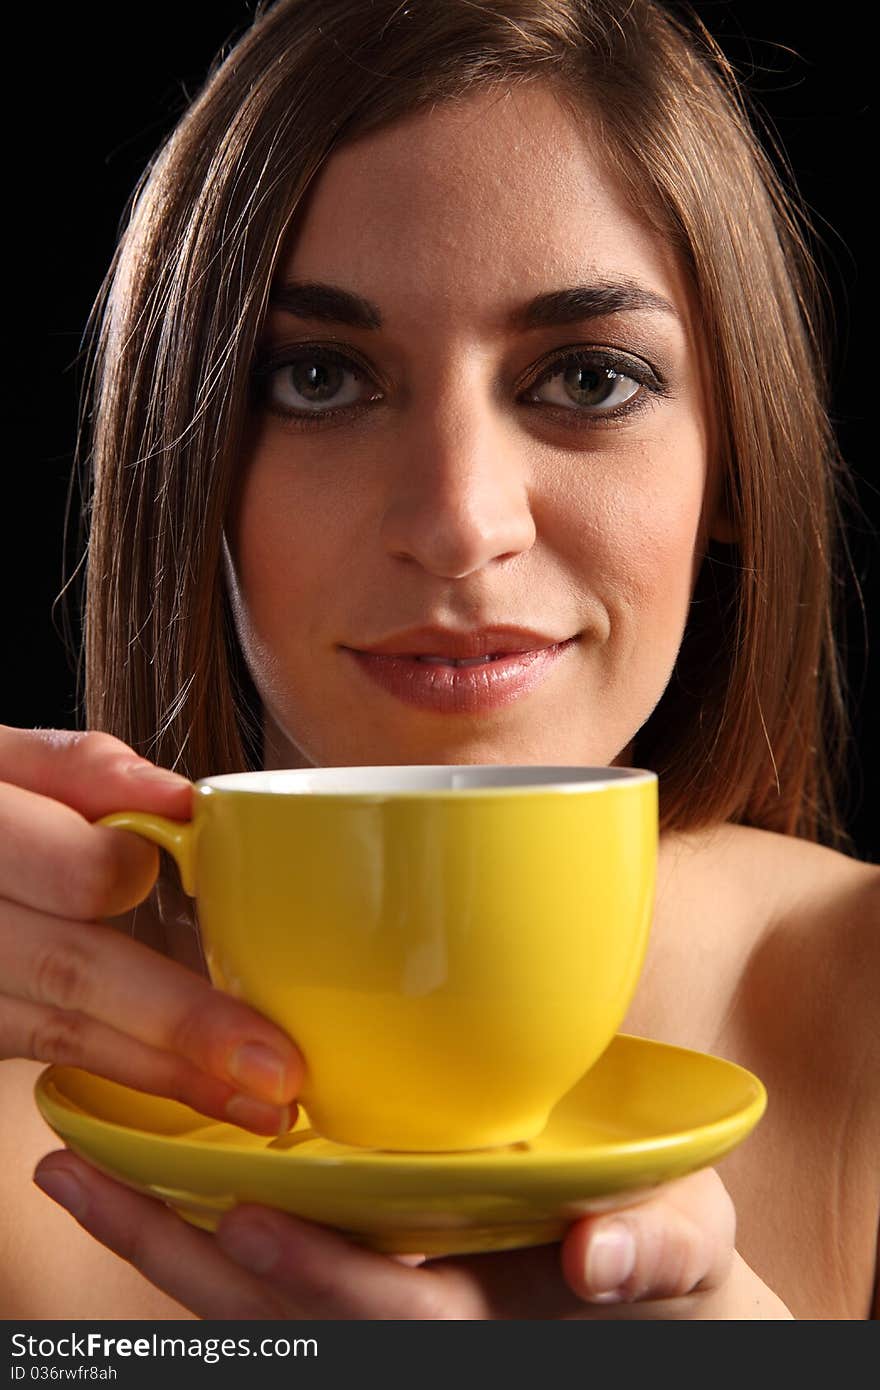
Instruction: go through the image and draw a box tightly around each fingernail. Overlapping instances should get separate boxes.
[228,1041,290,1104]
[34,1169,88,1222]
[218,1219,280,1276]
[586,1221,636,1300]
[225,1093,294,1135]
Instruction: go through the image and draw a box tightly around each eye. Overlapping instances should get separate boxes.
[252,346,380,418]
[522,349,655,417]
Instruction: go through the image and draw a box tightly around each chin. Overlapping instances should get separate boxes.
[264,705,638,771]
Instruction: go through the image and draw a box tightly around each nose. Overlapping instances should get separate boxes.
[379,380,537,580]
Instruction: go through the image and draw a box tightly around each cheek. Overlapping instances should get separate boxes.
[615,491,703,616]
[564,444,706,622]
[224,469,338,721]
[226,457,345,635]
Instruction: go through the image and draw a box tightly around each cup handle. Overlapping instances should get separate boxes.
[96,811,196,897]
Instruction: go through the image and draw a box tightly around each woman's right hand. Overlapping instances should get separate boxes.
[0,724,304,1134]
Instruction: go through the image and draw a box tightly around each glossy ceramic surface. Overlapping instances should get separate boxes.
[35,1034,766,1258]
[97,766,657,1151]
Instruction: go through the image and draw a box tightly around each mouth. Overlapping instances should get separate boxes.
[346,624,575,661]
[340,638,580,715]
[402,653,525,668]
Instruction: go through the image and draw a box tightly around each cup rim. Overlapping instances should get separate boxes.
[195,765,658,797]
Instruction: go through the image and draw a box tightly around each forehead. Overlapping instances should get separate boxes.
[277,82,694,339]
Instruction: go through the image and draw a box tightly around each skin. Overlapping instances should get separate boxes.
[21,80,853,1318]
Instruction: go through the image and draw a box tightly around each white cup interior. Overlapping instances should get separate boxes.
[199,765,656,795]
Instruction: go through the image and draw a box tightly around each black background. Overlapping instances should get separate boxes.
[11,2,876,859]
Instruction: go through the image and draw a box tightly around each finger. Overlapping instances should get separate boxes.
[1,896,306,1115]
[424,1241,588,1318]
[34,1151,438,1321]
[0,724,192,825]
[2,992,294,1135]
[0,781,165,921]
[215,1205,462,1319]
[560,1168,736,1307]
[32,1151,291,1320]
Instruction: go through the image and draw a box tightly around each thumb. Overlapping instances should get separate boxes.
[560,1167,736,1305]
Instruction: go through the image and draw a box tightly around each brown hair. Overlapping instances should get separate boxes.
[69,0,860,874]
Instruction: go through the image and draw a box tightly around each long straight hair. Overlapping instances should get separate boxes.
[69,0,860,878]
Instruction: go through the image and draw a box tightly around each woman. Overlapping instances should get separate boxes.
[1,0,876,1319]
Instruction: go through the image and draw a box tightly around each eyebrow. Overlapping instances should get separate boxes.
[267,278,681,331]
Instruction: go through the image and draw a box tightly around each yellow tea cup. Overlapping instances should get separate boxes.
[98,765,657,1151]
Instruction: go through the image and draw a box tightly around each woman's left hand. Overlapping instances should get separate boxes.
[32,1151,792,1318]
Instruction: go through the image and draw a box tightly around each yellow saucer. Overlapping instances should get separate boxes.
[34,1034,765,1258]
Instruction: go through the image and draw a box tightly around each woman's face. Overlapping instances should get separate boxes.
[224,81,728,769]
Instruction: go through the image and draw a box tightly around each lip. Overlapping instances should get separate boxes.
[351,625,570,659]
[341,639,579,714]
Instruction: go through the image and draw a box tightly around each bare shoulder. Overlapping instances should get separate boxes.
[776,832,879,1065]
[660,820,878,1069]
[667,819,877,939]
[746,823,879,914]
[735,825,879,983]
[689,826,880,1319]
[718,825,879,1097]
